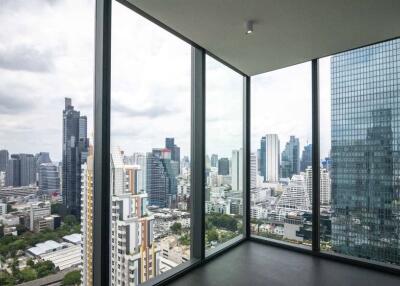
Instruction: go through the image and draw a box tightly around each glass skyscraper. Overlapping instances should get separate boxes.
[62,98,88,218]
[331,39,400,265]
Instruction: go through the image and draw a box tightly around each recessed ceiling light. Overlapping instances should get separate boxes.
[245,20,254,35]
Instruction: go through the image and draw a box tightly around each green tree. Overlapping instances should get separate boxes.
[170,222,182,234]
[15,224,28,235]
[208,213,238,232]
[18,268,37,282]
[35,260,56,278]
[26,258,35,268]
[207,229,219,242]
[0,271,16,285]
[64,215,77,226]
[51,203,68,218]
[179,234,190,246]
[63,270,81,285]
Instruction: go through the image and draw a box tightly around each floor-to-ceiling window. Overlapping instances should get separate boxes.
[319,38,400,267]
[0,1,94,285]
[250,62,313,247]
[110,1,192,284]
[205,56,244,253]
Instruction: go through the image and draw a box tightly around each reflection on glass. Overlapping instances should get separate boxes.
[110,2,191,284]
[320,39,400,267]
[250,63,313,247]
[205,56,244,252]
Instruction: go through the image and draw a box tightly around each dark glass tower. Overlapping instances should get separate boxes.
[0,149,9,172]
[62,98,88,217]
[218,157,229,175]
[146,148,177,208]
[300,144,312,172]
[6,157,20,187]
[210,154,218,168]
[281,136,300,178]
[331,39,400,265]
[5,154,35,187]
[260,136,266,180]
[165,137,180,175]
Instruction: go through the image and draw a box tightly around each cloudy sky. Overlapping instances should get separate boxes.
[0,0,331,163]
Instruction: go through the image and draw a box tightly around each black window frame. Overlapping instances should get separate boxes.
[94,1,400,285]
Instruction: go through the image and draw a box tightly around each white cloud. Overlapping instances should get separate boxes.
[0,0,95,162]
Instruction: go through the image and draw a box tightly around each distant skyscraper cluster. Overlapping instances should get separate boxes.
[0,149,59,191]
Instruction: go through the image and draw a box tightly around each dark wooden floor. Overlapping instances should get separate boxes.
[167,241,400,286]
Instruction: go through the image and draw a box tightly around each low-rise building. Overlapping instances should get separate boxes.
[30,201,51,232]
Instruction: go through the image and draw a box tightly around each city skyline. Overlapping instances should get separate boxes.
[0,0,332,162]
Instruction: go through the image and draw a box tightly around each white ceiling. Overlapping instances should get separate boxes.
[126,0,400,76]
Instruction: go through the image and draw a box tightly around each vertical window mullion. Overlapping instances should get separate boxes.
[191,46,206,260]
[93,0,112,285]
[243,76,251,239]
[312,59,321,253]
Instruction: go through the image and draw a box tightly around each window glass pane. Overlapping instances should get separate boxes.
[0,1,94,285]
[110,1,191,284]
[320,39,400,267]
[205,56,243,253]
[250,62,312,247]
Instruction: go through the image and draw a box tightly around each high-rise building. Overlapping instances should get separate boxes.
[6,157,20,187]
[165,137,180,174]
[0,149,9,172]
[231,149,243,191]
[331,40,400,265]
[19,154,36,186]
[35,152,52,181]
[260,134,280,182]
[147,148,177,208]
[218,158,229,176]
[260,137,266,179]
[281,136,300,179]
[5,154,35,187]
[110,147,160,285]
[304,166,331,205]
[39,163,60,194]
[62,98,88,217]
[321,157,332,173]
[320,168,331,205]
[300,144,312,172]
[81,147,93,286]
[210,154,218,168]
[250,152,257,189]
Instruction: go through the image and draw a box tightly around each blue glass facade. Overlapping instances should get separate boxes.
[331,39,400,265]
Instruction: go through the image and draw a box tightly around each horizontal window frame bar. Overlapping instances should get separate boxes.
[251,233,400,276]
